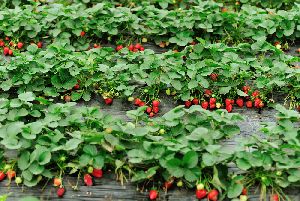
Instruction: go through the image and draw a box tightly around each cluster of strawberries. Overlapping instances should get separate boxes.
[54,167,103,198]
[184,86,265,113]
[116,43,145,52]
[132,98,160,117]
[1,37,43,56]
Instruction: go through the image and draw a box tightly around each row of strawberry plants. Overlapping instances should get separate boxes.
[1,40,299,113]
[3,0,296,11]
[0,93,299,200]
[0,1,299,47]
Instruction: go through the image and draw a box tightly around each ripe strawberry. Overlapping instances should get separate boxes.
[226,104,233,112]
[5,37,10,41]
[201,101,209,109]
[164,179,174,190]
[3,47,9,55]
[0,40,4,47]
[132,48,138,52]
[196,189,207,199]
[7,170,16,179]
[149,189,158,200]
[128,44,134,51]
[57,187,65,198]
[152,106,159,114]
[271,194,279,201]
[225,98,232,106]
[252,90,260,97]
[17,42,23,49]
[92,168,103,178]
[54,178,62,187]
[210,73,218,81]
[254,98,261,108]
[93,43,100,48]
[80,31,85,37]
[185,100,192,108]
[8,49,13,56]
[246,101,253,108]
[242,86,250,92]
[241,188,247,195]
[204,89,212,96]
[209,98,216,105]
[134,98,142,106]
[236,98,244,107]
[104,98,113,105]
[140,46,145,51]
[84,174,93,186]
[149,112,155,117]
[73,84,80,90]
[192,98,199,105]
[146,107,152,114]
[152,100,160,107]
[116,45,123,51]
[210,103,216,109]
[207,189,218,201]
[134,43,141,50]
[139,101,145,107]
[0,171,6,181]
[64,95,71,102]
[37,41,43,48]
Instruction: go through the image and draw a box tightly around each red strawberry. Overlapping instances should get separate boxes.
[149,112,155,117]
[196,189,207,199]
[192,98,199,105]
[241,188,247,195]
[152,100,160,107]
[204,89,212,96]
[258,101,264,108]
[236,98,244,107]
[0,171,6,181]
[5,37,10,41]
[152,106,159,114]
[132,48,138,52]
[225,98,232,106]
[0,40,4,47]
[146,107,152,114]
[207,189,218,201]
[64,95,71,102]
[80,31,85,37]
[134,98,142,106]
[84,174,93,186]
[37,41,43,48]
[128,44,134,51]
[139,101,145,107]
[163,179,174,190]
[226,104,233,112]
[272,194,279,201]
[210,103,216,109]
[254,98,261,108]
[209,98,216,105]
[201,101,209,109]
[73,84,80,90]
[8,49,13,56]
[7,170,16,179]
[185,100,192,108]
[134,43,141,50]
[210,73,218,81]
[93,44,100,48]
[149,189,158,200]
[252,90,259,97]
[116,45,123,51]
[17,42,23,49]
[57,187,65,198]
[3,47,9,55]
[246,101,253,108]
[104,98,113,105]
[140,46,145,51]
[242,86,250,92]
[92,168,103,178]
